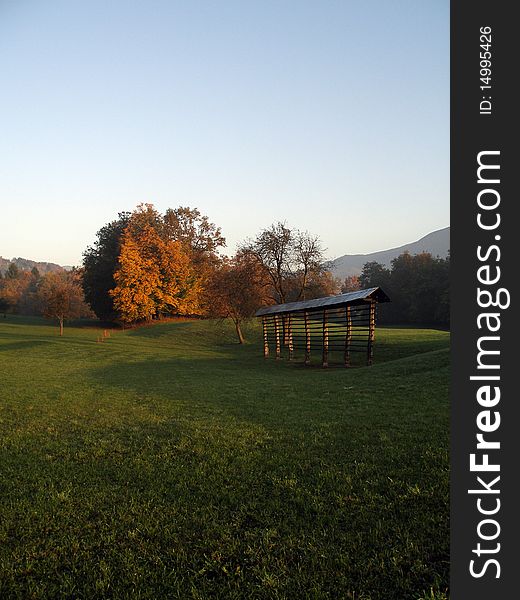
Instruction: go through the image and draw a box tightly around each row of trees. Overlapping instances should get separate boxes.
[0,266,93,334]
[81,205,339,341]
[2,204,450,335]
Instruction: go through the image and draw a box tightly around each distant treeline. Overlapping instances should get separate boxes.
[1,205,450,335]
[350,252,450,327]
[0,256,66,276]
[0,264,93,335]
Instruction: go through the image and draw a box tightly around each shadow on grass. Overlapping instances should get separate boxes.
[84,344,450,438]
[0,340,51,352]
[0,315,104,328]
[0,382,449,600]
[0,321,449,599]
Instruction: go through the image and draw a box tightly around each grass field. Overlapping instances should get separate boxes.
[0,316,449,600]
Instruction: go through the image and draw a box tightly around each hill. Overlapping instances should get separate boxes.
[0,256,71,276]
[330,226,450,279]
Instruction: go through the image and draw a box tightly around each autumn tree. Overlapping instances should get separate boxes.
[125,203,165,237]
[17,269,41,315]
[208,252,269,343]
[301,269,341,299]
[82,204,162,319]
[110,208,199,323]
[163,206,225,256]
[0,270,10,313]
[83,205,224,321]
[341,275,361,293]
[37,271,92,335]
[163,206,225,314]
[0,269,34,314]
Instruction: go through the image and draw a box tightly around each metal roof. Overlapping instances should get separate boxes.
[255,287,390,317]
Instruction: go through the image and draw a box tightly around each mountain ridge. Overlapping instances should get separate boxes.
[329,226,450,279]
[2,227,450,280]
[0,256,72,276]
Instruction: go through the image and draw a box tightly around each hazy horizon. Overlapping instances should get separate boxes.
[0,224,450,269]
[1,1,449,265]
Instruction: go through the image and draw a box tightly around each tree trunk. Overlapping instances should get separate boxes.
[234,320,245,344]
[59,317,64,336]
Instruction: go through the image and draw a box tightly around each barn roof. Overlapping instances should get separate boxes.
[255,287,390,317]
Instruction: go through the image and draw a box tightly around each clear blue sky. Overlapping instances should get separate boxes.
[0,0,448,266]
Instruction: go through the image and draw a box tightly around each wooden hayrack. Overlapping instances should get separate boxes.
[255,287,390,367]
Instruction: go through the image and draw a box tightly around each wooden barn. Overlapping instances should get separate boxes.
[255,287,390,367]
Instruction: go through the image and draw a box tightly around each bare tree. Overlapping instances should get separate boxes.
[240,222,329,345]
[241,222,326,303]
[241,222,292,304]
[293,231,325,300]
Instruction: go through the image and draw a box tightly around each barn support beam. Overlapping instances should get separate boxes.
[344,306,352,367]
[288,315,294,360]
[274,315,281,359]
[322,309,329,368]
[282,314,292,347]
[367,300,376,366]
[304,310,311,365]
[262,316,269,358]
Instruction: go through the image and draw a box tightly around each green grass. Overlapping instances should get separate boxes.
[0,315,450,599]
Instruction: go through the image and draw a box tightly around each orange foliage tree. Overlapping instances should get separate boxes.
[83,204,225,322]
[110,208,200,323]
[37,271,92,335]
[0,270,33,313]
[341,275,361,293]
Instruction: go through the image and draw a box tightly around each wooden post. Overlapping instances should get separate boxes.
[288,314,294,360]
[322,309,328,367]
[304,310,311,365]
[367,300,376,366]
[282,315,289,347]
[344,305,352,367]
[274,315,281,359]
[262,316,269,358]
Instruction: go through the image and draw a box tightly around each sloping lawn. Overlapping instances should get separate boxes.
[0,316,449,599]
